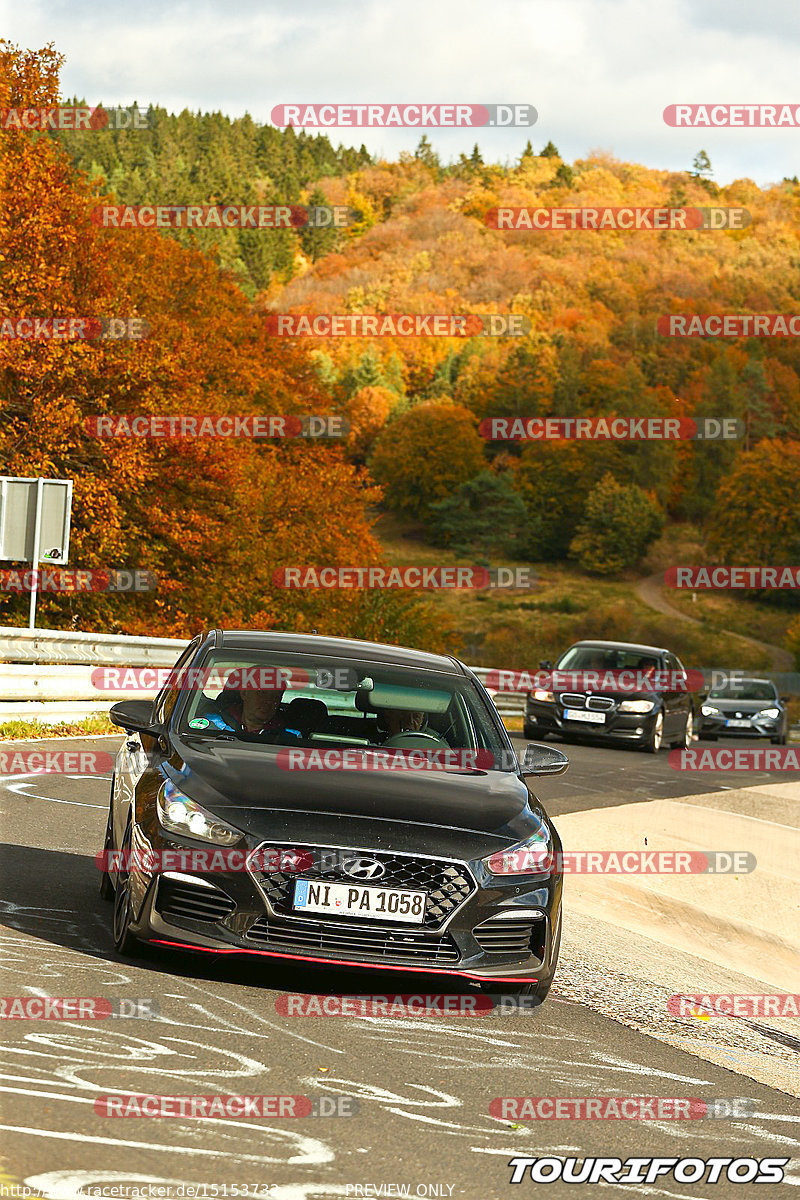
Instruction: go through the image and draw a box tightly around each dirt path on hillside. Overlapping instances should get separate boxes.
[634,572,794,671]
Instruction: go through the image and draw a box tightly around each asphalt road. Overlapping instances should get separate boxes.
[1,735,798,1200]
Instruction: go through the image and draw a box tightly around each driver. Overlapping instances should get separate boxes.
[208,686,297,737]
[378,708,426,740]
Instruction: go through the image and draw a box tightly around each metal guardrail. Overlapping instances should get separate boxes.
[0,627,796,726]
[0,626,186,665]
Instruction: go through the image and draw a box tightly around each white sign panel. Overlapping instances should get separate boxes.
[0,476,72,564]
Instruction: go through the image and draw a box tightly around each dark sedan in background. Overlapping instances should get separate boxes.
[524,639,694,753]
[700,677,788,743]
[103,630,566,1002]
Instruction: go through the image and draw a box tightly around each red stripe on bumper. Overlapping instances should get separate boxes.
[149,938,534,983]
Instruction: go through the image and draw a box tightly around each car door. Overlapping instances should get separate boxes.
[663,652,690,737]
[113,639,200,848]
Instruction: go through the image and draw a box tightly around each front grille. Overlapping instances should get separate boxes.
[559,693,615,711]
[252,844,476,929]
[246,916,460,964]
[156,878,236,925]
[473,917,538,956]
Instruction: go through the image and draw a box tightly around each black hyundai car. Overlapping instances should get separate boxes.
[523,639,694,753]
[102,630,565,1001]
[699,677,788,743]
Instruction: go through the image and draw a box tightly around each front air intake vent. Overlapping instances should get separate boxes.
[156,877,236,925]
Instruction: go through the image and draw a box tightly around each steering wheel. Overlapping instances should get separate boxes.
[381,730,450,749]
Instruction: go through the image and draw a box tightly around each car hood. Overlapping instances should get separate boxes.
[165,736,540,854]
[705,699,779,714]
[548,687,665,702]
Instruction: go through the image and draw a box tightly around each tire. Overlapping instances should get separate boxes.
[523,724,548,740]
[644,710,664,754]
[112,820,143,957]
[99,776,115,902]
[771,732,787,745]
[670,711,693,751]
[704,734,718,742]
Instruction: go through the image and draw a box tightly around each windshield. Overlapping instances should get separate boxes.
[557,645,660,673]
[708,681,778,701]
[173,649,512,769]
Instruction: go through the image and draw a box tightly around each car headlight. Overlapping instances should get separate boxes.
[759,708,780,719]
[619,699,656,714]
[156,779,241,845]
[701,705,721,717]
[482,819,553,875]
[532,689,554,702]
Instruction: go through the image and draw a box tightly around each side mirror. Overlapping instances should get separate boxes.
[110,699,162,737]
[520,743,569,777]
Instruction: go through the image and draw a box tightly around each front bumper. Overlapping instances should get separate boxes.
[124,829,563,984]
[699,714,782,739]
[525,698,657,743]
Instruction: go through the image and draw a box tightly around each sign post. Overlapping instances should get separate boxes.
[0,476,73,629]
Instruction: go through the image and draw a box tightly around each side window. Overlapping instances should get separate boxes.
[668,653,686,676]
[155,638,201,726]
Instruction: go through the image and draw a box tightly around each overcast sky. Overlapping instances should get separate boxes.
[2,0,798,185]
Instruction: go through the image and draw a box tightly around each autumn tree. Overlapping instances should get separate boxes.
[368,401,486,520]
[705,441,800,566]
[0,41,434,649]
[427,471,528,557]
[345,385,397,462]
[569,473,664,575]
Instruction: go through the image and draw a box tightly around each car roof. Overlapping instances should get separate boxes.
[211,630,465,676]
[716,677,774,686]
[567,639,669,656]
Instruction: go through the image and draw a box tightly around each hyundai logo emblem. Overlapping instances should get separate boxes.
[341,856,385,881]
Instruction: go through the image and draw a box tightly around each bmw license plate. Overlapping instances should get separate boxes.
[725,718,751,728]
[563,708,606,724]
[293,880,426,923]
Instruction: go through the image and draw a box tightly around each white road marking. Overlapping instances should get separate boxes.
[1,1122,331,1163]
[1,778,105,808]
